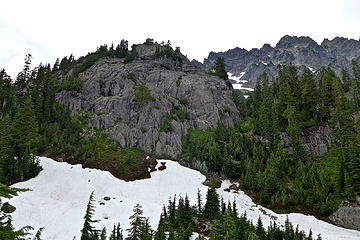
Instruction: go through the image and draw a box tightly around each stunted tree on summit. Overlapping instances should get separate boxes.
[211,57,228,80]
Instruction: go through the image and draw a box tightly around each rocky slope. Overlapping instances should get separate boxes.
[194,35,360,87]
[280,125,332,155]
[56,43,240,158]
[329,198,360,231]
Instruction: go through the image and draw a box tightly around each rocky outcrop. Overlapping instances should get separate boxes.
[280,125,332,155]
[1,202,16,213]
[329,200,360,231]
[193,35,360,88]
[56,43,240,158]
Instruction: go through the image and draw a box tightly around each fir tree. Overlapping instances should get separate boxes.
[109,223,123,240]
[139,218,152,240]
[127,204,145,240]
[80,192,99,240]
[15,54,32,99]
[204,186,220,219]
[12,96,39,159]
[197,189,202,214]
[0,184,33,239]
[211,58,228,79]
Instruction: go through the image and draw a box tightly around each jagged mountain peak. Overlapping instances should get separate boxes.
[275,35,319,49]
[197,35,360,87]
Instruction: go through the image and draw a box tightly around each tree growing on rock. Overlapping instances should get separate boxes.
[211,57,228,80]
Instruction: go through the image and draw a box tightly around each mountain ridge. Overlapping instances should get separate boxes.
[193,35,360,87]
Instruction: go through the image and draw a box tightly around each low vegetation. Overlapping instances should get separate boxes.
[133,84,155,107]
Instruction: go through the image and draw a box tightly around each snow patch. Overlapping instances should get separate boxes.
[308,66,316,73]
[4,157,360,240]
[228,72,254,92]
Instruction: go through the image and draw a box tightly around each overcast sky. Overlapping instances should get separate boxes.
[1,0,359,78]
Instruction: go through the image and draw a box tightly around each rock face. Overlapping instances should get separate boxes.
[280,125,331,155]
[57,43,240,158]
[329,201,360,231]
[1,202,16,213]
[194,36,360,88]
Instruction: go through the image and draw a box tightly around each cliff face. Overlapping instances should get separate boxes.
[329,199,360,231]
[56,43,240,158]
[280,125,332,155]
[194,36,360,87]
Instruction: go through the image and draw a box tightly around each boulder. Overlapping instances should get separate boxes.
[329,201,360,231]
[1,202,16,213]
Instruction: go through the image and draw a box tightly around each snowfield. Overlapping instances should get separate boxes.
[5,157,360,240]
[228,72,254,94]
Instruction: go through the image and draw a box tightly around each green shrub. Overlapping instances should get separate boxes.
[171,106,190,122]
[96,112,108,116]
[59,75,82,92]
[223,105,231,114]
[133,85,155,106]
[124,52,135,63]
[127,72,135,80]
[160,113,175,133]
[179,98,189,106]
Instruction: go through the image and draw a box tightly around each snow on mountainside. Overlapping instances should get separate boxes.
[4,157,360,240]
[228,72,254,96]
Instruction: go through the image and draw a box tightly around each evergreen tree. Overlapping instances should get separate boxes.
[15,54,32,99]
[139,218,152,240]
[317,68,335,122]
[340,69,351,92]
[0,116,14,183]
[204,186,220,219]
[154,219,166,240]
[300,68,318,121]
[109,223,123,240]
[80,192,99,240]
[126,204,145,240]
[197,189,202,214]
[211,58,228,79]
[0,69,14,116]
[0,184,33,239]
[12,96,39,159]
[100,228,106,240]
[232,200,238,217]
[255,217,266,240]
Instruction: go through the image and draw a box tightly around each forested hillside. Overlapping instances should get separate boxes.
[182,62,360,216]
